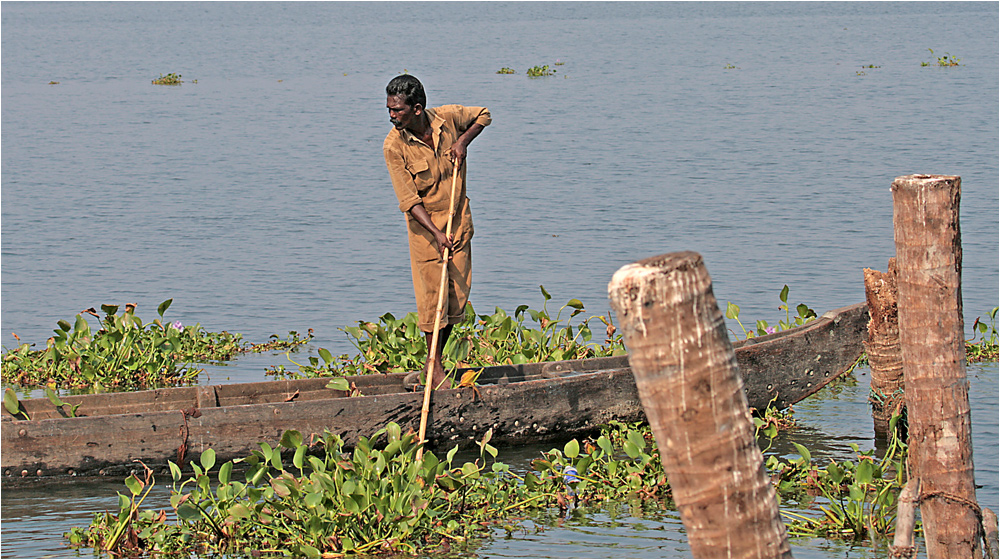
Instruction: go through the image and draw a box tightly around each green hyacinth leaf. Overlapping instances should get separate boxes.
[157,299,173,317]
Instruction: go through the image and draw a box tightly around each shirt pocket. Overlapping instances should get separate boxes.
[405,158,435,191]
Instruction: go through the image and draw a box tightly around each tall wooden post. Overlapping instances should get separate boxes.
[608,252,791,559]
[891,174,982,558]
[863,258,906,440]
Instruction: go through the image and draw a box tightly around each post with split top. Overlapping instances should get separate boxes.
[863,258,906,441]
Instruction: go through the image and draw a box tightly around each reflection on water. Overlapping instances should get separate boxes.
[481,504,689,559]
[794,362,999,510]
[0,479,173,558]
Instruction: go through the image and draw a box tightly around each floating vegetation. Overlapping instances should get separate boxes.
[64,421,670,557]
[921,48,961,67]
[779,414,909,540]
[726,285,817,340]
[856,64,881,77]
[554,60,565,66]
[754,398,798,447]
[267,286,624,380]
[6,289,991,394]
[151,73,184,85]
[271,285,994,382]
[48,81,60,85]
[245,330,314,354]
[526,65,556,77]
[724,63,740,70]
[66,404,908,558]
[496,67,516,74]
[1,300,311,392]
[966,307,998,362]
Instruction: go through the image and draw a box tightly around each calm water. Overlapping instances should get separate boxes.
[2,2,997,557]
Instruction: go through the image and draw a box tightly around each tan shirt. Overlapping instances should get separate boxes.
[383,105,492,257]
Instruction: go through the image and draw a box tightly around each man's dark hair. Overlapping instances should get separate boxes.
[386,74,426,108]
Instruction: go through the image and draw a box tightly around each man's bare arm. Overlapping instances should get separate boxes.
[447,123,485,164]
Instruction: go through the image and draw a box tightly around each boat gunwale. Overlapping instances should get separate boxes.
[1,366,636,426]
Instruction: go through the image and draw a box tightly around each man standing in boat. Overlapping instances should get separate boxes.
[383,74,491,390]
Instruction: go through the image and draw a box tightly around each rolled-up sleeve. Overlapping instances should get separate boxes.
[383,140,423,213]
[471,106,491,128]
[459,106,491,129]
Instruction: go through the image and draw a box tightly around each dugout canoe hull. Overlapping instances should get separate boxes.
[1,303,867,480]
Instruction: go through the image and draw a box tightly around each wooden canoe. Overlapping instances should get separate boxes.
[1,303,867,480]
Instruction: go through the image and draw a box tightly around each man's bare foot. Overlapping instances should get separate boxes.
[422,325,453,389]
[403,371,421,391]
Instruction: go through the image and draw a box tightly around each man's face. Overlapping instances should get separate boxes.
[387,94,421,130]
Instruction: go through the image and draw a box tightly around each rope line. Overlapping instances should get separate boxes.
[919,489,983,524]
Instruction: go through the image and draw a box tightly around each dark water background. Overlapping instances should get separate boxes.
[2,2,997,557]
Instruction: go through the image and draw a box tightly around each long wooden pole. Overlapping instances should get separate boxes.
[415,161,461,462]
[608,252,791,559]
[891,174,981,558]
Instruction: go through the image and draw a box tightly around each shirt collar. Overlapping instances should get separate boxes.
[396,107,442,146]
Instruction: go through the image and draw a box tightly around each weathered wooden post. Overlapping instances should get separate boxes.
[863,258,906,440]
[891,477,921,558]
[891,174,982,558]
[984,509,999,559]
[608,252,791,559]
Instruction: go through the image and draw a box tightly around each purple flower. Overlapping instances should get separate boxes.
[171,320,184,331]
[765,326,777,335]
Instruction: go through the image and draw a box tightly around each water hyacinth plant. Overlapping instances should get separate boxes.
[66,421,672,558]
[1,300,198,391]
[726,284,818,340]
[778,414,909,540]
[3,387,29,420]
[151,72,184,85]
[921,48,961,67]
[966,306,998,362]
[268,286,625,380]
[272,286,992,382]
[1,299,311,392]
[526,65,556,77]
[67,406,907,558]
